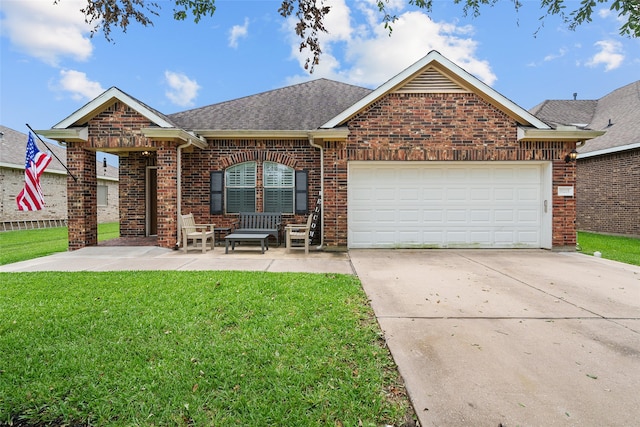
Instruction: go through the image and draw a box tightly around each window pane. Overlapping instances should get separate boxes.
[264,162,294,187]
[264,188,293,213]
[226,162,256,187]
[226,162,257,213]
[227,188,256,213]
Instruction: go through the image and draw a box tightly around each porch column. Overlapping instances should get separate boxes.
[552,157,577,250]
[156,144,178,249]
[322,142,348,249]
[67,144,97,250]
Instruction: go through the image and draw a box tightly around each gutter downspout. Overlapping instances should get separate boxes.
[308,135,324,249]
[176,139,195,249]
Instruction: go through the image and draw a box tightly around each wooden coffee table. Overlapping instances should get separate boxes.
[224,233,270,254]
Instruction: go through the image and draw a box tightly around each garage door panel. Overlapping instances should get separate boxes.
[494,209,515,222]
[446,188,467,201]
[399,188,419,200]
[348,162,547,249]
[469,230,492,243]
[470,188,491,201]
[518,210,539,223]
[446,210,467,222]
[423,189,444,201]
[518,188,540,201]
[469,209,491,223]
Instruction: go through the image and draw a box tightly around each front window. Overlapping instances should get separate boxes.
[263,162,294,213]
[225,162,256,213]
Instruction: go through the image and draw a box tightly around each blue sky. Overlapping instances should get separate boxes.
[1,0,639,151]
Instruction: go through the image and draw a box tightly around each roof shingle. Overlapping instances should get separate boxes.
[530,80,640,154]
[168,78,372,131]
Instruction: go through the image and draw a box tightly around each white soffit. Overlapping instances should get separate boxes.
[321,50,551,130]
[35,126,88,142]
[53,87,175,130]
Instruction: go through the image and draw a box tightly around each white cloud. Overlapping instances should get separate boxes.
[164,71,201,107]
[229,18,249,48]
[0,0,93,66]
[54,69,105,101]
[544,48,567,62]
[586,40,624,71]
[283,0,496,88]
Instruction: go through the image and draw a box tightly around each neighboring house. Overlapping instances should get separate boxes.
[0,125,119,230]
[38,50,602,251]
[530,81,640,238]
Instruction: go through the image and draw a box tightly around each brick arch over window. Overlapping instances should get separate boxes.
[219,151,297,169]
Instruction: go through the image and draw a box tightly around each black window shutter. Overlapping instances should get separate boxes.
[295,170,308,214]
[210,171,224,214]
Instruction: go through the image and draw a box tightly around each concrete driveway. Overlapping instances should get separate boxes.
[349,249,640,427]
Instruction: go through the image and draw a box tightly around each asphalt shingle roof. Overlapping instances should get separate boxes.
[530,80,640,154]
[0,125,118,178]
[168,78,373,131]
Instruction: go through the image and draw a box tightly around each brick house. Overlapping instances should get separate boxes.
[0,125,118,231]
[39,51,602,251]
[530,81,639,238]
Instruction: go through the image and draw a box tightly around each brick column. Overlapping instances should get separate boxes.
[67,144,97,250]
[156,144,178,249]
[322,141,348,249]
[552,156,577,250]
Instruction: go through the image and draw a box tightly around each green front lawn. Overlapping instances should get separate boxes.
[0,271,413,426]
[577,231,640,266]
[0,222,119,265]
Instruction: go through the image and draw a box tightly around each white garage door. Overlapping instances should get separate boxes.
[348,162,551,249]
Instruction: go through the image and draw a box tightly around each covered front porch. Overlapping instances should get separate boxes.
[38,88,207,251]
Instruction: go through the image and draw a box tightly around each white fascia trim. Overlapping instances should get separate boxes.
[308,127,349,140]
[578,142,640,159]
[321,50,551,130]
[35,127,88,143]
[54,87,175,129]
[193,129,309,139]
[517,126,605,142]
[192,128,350,141]
[141,128,207,149]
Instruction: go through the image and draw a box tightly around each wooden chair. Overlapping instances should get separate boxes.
[285,215,313,254]
[180,213,215,253]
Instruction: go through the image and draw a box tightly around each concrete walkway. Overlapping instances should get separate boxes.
[350,249,640,427]
[0,245,355,275]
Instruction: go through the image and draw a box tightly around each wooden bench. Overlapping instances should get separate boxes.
[233,212,282,246]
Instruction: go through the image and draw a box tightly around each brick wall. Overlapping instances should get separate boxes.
[157,143,178,248]
[577,149,640,237]
[119,153,148,238]
[63,93,581,250]
[322,92,577,249]
[180,139,322,231]
[67,144,97,250]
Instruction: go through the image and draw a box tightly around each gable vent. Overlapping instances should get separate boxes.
[395,67,469,94]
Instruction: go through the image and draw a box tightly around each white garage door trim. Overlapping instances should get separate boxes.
[348,161,552,249]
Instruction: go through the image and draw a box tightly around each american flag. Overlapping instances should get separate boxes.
[16,132,52,211]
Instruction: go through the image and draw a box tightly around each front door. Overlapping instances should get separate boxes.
[146,166,158,236]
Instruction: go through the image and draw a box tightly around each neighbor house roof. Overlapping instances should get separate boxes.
[530,80,640,156]
[168,79,372,131]
[0,125,118,179]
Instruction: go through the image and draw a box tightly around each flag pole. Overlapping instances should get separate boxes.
[26,123,78,182]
